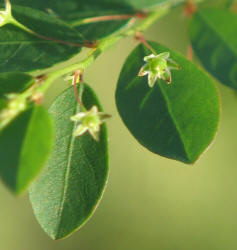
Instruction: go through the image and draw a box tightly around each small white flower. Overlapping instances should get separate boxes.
[138,52,181,87]
[71,105,110,140]
[0,0,13,27]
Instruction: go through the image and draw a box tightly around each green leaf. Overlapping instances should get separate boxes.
[116,42,220,164]
[200,0,235,8]
[0,106,54,195]
[0,24,81,73]
[11,1,134,40]
[0,99,7,110]
[0,72,34,97]
[11,0,181,13]
[0,5,85,73]
[189,8,237,90]
[29,84,109,240]
[74,20,130,41]
[10,0,183,41]
[11,0,135,19]
[11,5,85,43]
[221,0,235,7]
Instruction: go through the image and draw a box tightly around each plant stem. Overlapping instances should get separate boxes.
[39,7,169,94]
[73,70,85,108]
[71,13,147,26]
[0,0,206,130]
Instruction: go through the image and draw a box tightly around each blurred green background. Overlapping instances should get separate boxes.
[1,6,237,250]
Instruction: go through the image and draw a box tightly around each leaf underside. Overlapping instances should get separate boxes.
[30,84,109,240]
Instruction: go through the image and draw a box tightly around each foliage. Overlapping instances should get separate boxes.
[0,0,236,240]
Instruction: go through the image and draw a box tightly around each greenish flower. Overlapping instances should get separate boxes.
[71,105,110,140]
[0,0,13,27]
[138,52,181,87]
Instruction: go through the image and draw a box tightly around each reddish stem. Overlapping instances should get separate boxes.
[184,0,197,17]
[81,12,147,24]
[73,70,84,107]
[135,32,157,55]
[187,44,193,61]
[34,32,97,48]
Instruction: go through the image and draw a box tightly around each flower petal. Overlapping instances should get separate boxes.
[73,124,88,137]
[148,73,157,87]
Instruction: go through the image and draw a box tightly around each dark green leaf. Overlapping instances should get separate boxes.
[0,106,54,195]
[10,0,183,41]
[74,20,130,41]
[0,99,7,110]
[116,42,220,164]
[11,5,85,43]
[0,24,81,73]
[12,0,135,19]
[0,72,34,97]
[30,84,109,240]
[11,0,182,13]
[11,1,134,40]
[189,8,237,90]
[0,5,85,73]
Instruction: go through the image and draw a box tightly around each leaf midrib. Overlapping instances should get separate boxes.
[55,102,79,237]
[159,83,190,162]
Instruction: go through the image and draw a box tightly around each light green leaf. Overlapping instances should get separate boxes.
[116,42,220,164]
[200,0,235,8]
[0,105,54,195]
[30,84,109,240]
[0,72,34,97]
[189,8,237,90]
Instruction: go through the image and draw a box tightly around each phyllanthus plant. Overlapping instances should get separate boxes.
[0,0,235,240]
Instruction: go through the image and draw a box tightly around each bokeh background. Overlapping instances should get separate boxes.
[1,5,237,250]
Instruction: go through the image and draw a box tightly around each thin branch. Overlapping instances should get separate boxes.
[187,44,193,61]
[39,8,170,94]
[73,70,84,107]
[74,12,148,25]
[30,32,97,48]
[135,32,157,55]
